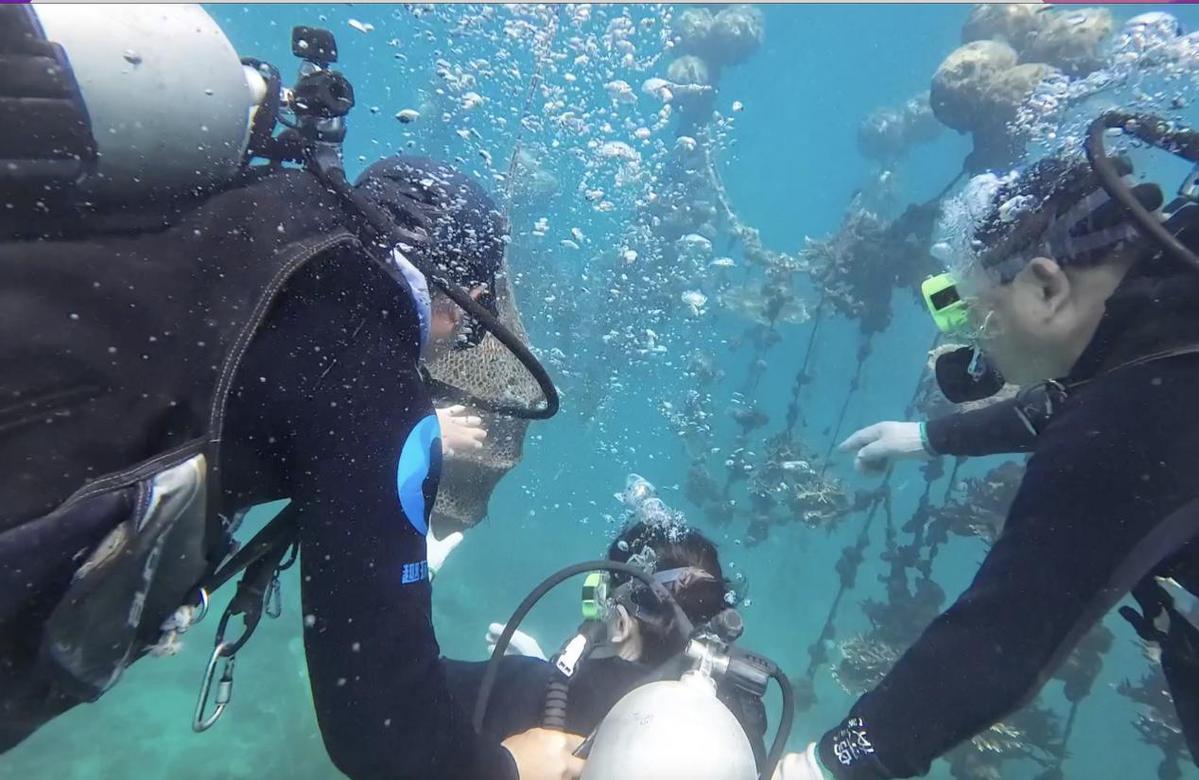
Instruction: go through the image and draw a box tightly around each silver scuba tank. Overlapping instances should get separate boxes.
[30,4,266,203]
[581,668,758,780]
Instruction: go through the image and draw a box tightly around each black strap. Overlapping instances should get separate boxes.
[201,503,299,597]
[219,530,291,655]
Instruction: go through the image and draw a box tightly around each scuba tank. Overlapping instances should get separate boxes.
[583,676,756,780]
[581,644,760,780]
[8,4,265,205]
[476,560,795,780]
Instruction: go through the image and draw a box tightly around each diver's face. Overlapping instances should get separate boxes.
[424,285,487,361]
[425,293,463,361]
[965,257,1078,385]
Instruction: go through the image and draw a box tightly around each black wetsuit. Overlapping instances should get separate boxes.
[452,654,769,768]
[0,169,516,779]
[817,265,1199,778]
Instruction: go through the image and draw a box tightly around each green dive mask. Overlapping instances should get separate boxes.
[581,571,610,621]
[921,273,970,334]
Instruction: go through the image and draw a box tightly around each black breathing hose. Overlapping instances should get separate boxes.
[541,621,607,730]
[542,678,572,731]
[309,159,561,420]
[1085,112,1199,274]
[473,560,694,734]
[762,666,795,780]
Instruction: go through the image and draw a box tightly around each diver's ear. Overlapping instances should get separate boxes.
[1025,257,1071,318]
[608,604,635,644]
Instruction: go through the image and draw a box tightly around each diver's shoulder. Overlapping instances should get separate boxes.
[212,165,341,209]
[1073,349,1199,408]
[1047,350,1199,454]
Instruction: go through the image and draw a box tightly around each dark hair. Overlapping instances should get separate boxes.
[354,155,506,310]
[606,522,730,664]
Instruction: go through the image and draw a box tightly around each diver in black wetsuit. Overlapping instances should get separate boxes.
[0,149,580,779]
[0,10,576,773]
[448,521,769,769]
[782,149,1199,779]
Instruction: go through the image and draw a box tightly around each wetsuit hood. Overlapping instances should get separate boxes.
[354,155,505,315]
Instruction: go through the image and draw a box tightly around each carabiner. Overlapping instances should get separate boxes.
[192,587,211,624]
[265,576,282,619]
[193,643,236,732]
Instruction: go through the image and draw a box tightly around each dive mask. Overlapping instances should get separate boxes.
[921,274,1007,402]
[921,273,970,335]
[581,571,611,621]
[581,567,716,623]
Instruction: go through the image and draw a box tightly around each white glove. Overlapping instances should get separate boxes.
[427,531,464,580]
[436,404,487,457]
[485,622,548,661]
[837,421,932,476]
[773,744,831,780]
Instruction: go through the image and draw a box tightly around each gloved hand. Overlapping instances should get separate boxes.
[486,622,548,661]
[773,744,832,780]
[436,404,487,457]
[427,530,464,580]
[501,728,586,780]
[837,421,932,476]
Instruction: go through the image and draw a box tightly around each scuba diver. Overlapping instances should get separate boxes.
[0,6,574,780]
[356,154,498,571]
[790,114,1199,778]
[454,519,769,771]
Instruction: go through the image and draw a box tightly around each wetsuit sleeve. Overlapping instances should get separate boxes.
[923,397,1036,458]
[443,656,554,740]
[241,255,517,780]
[818,359,1199,779]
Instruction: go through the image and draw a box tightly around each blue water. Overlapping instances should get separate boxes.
[7,4,1199,779]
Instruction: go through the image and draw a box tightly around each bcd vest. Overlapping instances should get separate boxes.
[0,166,419,701]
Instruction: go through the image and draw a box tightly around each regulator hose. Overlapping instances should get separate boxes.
[763,665,795,780]
[309,153,561,420]
[1085,111,1199,274]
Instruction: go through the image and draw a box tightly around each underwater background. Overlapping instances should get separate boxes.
[7,4,1199,779]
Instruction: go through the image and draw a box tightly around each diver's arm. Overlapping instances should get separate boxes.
[816,363,1197,779]
[839,397,1038,475]
[244,260,520,780]
[921,396,1038,458]
[442,655,556,740]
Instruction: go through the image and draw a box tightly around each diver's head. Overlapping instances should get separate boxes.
[938,154,1161,384]
[354,156,507,358]
[604,523,729,664]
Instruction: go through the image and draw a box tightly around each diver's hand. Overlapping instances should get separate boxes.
[838,421,931,476]
[501,728,586,780]
[436,404,487,457]
[773,744,831,780]
[486,623,548,661]
[427,531,463,580]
